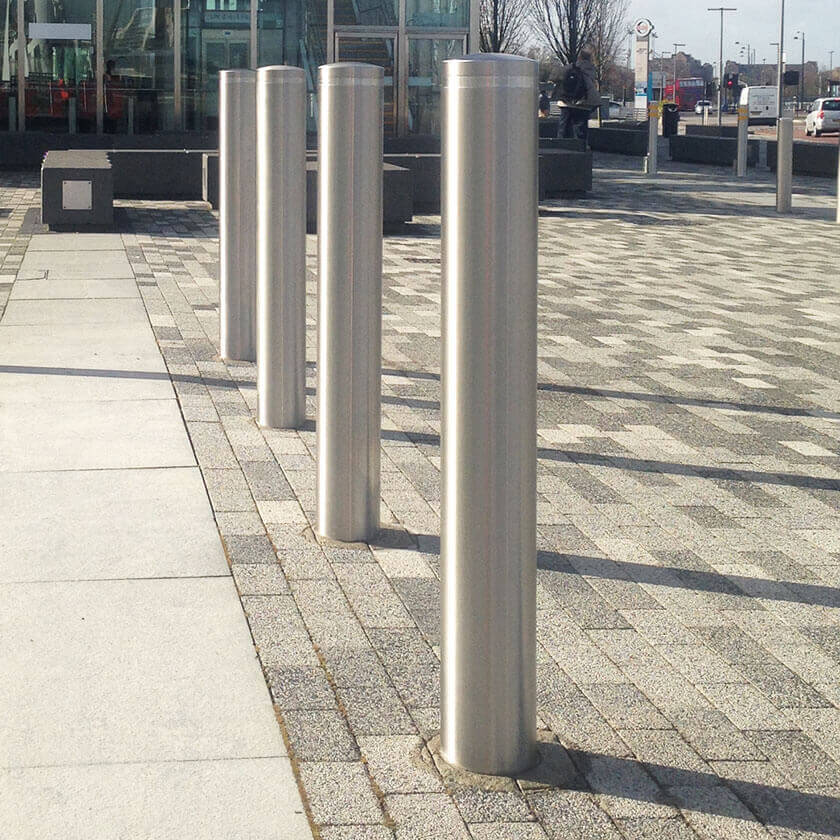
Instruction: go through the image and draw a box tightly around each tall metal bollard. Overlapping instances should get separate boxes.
[219,69,257,362]
[646,101,660,177]
[440,54,538,777]
[316,63,383,543]
[256,66,307,429]
[736,104,749,178]
[776,117,793,214]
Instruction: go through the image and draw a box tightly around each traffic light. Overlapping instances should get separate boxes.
[725,73,740,89]
[783,70,799,86]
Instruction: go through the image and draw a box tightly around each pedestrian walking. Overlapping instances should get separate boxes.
[551,51,600,142]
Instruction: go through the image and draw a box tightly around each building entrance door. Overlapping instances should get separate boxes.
[335,33,396,135]
[199,29,250,126]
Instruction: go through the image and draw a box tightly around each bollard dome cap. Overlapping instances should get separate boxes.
[257,65,306,83]
[219,68,256,84]
[443,53,538,82]
[319,62,384,85]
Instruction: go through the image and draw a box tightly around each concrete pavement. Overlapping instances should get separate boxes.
[0,231,312,839]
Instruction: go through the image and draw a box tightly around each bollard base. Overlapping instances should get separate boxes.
[424,732,577,790]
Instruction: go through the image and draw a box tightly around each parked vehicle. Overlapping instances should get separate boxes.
[694,100,715,115]
[805,98,840,136]
[739,86,779,125]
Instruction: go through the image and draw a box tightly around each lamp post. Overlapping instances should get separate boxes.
[708,7,737,126]
[793,32,805,109]
[673,43,685,102]
[776,0,785,119]
[771,41,781,116]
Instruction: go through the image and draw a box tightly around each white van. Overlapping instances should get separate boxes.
[740,86,779,124]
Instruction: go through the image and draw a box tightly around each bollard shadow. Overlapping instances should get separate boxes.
[537,550,840,609]
[530,743,840,836]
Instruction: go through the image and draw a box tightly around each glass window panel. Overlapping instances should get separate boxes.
[24,0,96,132]
[336,35,395,135]
[104,0,176,132]
[407,37,461,134]
[1,0,20,130]
[182,0,251,130]
[405,0,467,29]
[334,0,397,29]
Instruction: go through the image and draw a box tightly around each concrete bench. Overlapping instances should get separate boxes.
[587,127,649,156]
[767,140,838,178]
[670,135,760,167]
[384,149,593,213]
[108,150,207,199]
[41,150,114,229]
[305,162,413,232]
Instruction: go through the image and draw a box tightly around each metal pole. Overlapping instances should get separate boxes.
[316,63,383,543]
[440,53,538,777]
[718,10,724,125]
[256,66,307,430]
[736,103,748,177]
[219,69,257,362]
[16,0,24,132]
[646,101,659,176]
[800,34,805,110]
[777,0,785,119]
[95,0,103,135]
[776,116,793,213]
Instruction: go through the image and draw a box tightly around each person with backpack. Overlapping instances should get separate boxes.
[551,50,600,142]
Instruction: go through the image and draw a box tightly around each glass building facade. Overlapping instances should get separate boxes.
[0,0,475,134]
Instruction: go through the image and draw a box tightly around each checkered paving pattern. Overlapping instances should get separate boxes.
[8,159,840,839]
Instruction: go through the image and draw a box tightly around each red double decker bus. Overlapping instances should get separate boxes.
[663,77,706,111]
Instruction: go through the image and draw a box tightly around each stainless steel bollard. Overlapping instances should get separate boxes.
[440,54,538,777]
[219,69,257,361]
[68,97,77,134]
[316,63,383,543]
[736,104,748,178]
[702,104,709,126]
[776,117,793,214]
[256,66,307,429]
[646,101,660,178]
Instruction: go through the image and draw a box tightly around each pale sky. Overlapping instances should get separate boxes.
[626,0,839,70]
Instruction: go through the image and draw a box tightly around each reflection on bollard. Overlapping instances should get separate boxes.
[440,53,538,778]
[256,66,307,430]
[316,63,383,544]
[219,69,257,362]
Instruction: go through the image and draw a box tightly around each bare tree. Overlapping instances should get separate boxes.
[480,0,529,53]
[588,0,629,92]
[532,0,599,66]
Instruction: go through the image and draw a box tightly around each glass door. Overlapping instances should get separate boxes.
[335,33,396,135]
[407,36,463,134]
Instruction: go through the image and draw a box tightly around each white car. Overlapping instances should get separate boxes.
[805,98,840,136]
[694,100,715,115]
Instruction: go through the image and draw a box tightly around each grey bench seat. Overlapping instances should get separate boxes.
[41,150,114,229]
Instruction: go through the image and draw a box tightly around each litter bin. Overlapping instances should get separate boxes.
[662,103,680,137]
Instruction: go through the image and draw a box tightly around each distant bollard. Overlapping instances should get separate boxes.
[736,104,749,178]
[646,101,661,177]
[702,104,709,126]
[256,66,307,430]
[68,97,77,134]
[440,54,538,778]
[219,69,257,362]
[776,117,793,214]
[316,63,383,543]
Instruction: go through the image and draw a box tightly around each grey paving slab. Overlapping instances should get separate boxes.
[19,249,133,278]
[0,757,311,840]
[27,233,126,251]
[0,467,228,581]
[0,398,196,471]
[0,323,165,368]
[1,297,147,325]
[9,276,139,299]
[0,577,285,766]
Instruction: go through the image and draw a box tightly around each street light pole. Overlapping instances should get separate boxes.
[794,32,804,109]
[776,0,785,119]
[708,7,737,126]
[673,42,685,102]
